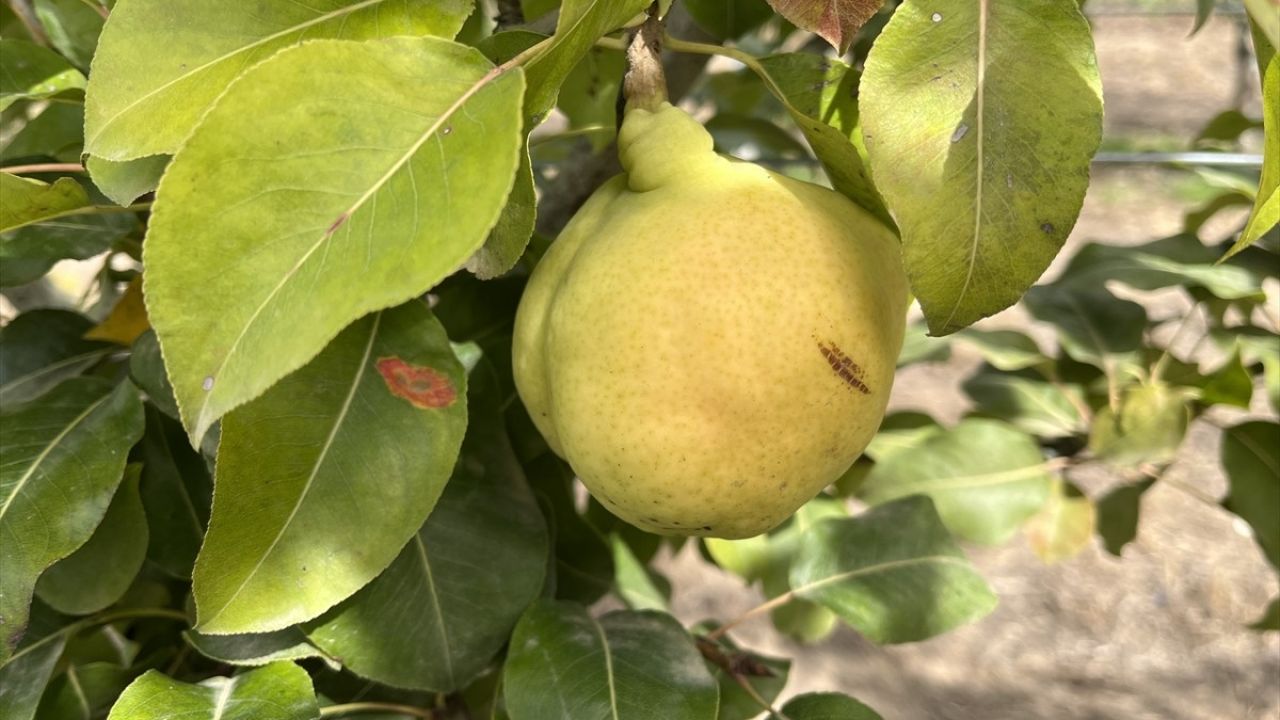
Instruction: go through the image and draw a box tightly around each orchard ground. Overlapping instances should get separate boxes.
[659,10,1280,720]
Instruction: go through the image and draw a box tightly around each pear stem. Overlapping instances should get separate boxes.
[623,4,668,112]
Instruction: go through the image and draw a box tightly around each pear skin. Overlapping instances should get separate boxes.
[514,103,908,538]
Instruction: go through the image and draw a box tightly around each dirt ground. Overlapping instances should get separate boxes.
[659,11,1280,719]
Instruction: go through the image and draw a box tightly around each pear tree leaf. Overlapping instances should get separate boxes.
[896,320,951,366]
[611,534,669,612]
[85,276,149,346]
[1023,285,1148,377]
[32,0,104,69]
[862,0,1103,334]
[1199,350,1254,408]
[524,454,616,604]
[1088,384,1191,468]
[1023,480,1095,564]
[0,309,111,406]
[0,39,85,110]
[0,103,84,163]
[0,379,144,659]
[757,52,893,228]
[105,662,319,720]
[503,602,719,720]
[860,418,1054,545]
[35,465,148,615]
[1095,478,1155,556]
[84,0,472,161]
[863,411,944,462]
[128,331,178,419]
[694,633,789,720]
[137,407,210,579]
[0,174,88,232]
[1056,236,1265,302]
[0,625,69,720]
[1226,54,1278,258]
[34,661,132,719]
[143,37,524,444]
[1251,597,1280,631]
[781,692,883,720]
[963,367,1087,438]
[684,0,774,39]
[1247,0,1280,55]
[1221,421,1280,568]
[86,154,168,207]
[184,628,328,668]
[305,363,547,692]
[790,496,997,644]
[765,0,882,54]
[192,302,467,635]
[559,46,625,143]
[954,328,1047,371]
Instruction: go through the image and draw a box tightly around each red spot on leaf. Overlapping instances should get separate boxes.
[376,357,457,409]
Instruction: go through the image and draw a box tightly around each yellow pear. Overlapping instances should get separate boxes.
[513,103,908,538]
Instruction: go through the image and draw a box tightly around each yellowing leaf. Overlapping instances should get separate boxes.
[85,276,149,345]
[766,0,883,54]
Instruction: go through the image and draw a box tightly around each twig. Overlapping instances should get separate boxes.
[732,674,791,720]
[622,4,668,112]
[8,0,50,46]
[705,591,797,641]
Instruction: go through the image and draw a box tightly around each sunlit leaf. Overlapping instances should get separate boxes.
[85,276,149,346]
[185,628,328,668]
[1023,480,1094,563]
[896,320,950,366]
[0,174,87,232]
[193,302,467,634]
[955,329,1046,371]
[35,465,148,615]
[1089,384,1191,468]
[765,0,882,54]
[0,379,143,659]
[86,154,168,207]
[863,411,943,462]
[1023,285,1147,376]
[963,367,1087,438]
[1226,54,1278,258]
[781,692,883,720]
[860,418,1053,544]
[862,0,1103,334]
[1057,236,1264,302]
[790,496,997,643]
[106,662,318,720]
[84,0,471,160]
[504,602,719,720]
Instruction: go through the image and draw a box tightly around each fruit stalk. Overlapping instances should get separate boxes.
[623,4,668,112]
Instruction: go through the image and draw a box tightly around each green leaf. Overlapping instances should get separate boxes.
[611,533,668,612]
[0,379,144,659]
[863,411,944,462]
[1226,55,1279,258]
[684,0,773,39]
[790,496,997,644]
[105,662,319,720]
[1023,285,1147,376]
[757,52,893,228]
[86,155,168,207]
[955,329,1047,371]
[0,39,85,110]
[33,0,104,69]
[860,418,1053,545]
[144,36,524,444]
[305,362,547,692]
[185,628,327,668]
[504,602,719,720]
[35,661,132,720]
[128,331,178,419]
[559,46,625,143]
[1221,421,1280,568]
[1023,480,1094,564]
[765,0,881,54]
[1089,384,1190,468]
[861,0,1103,334]
[1056,236,1264,302]
[525,454,615,604]
[193,302,467,634]
[1095,478,1154,556]
[0,174,87,232]
[137,407,210,579]
[0,309,110,406]
[0,625,69,720]
[963,368,1087,438]
[1246,0,1280,58]
[707,114,810,160]
[1191,0,1215,36]
[696,635,788,720]
[35,465,148,615]
[0,103,83,163]
[780,692,883,720]
[1199,350,1254,408]
[466,145,536,280]
[84,0,471,160]
[1250,597,1279,631]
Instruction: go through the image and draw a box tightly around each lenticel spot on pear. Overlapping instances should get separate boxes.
[512,101,909,539]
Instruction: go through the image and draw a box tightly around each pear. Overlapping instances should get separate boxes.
[513,103,908,538]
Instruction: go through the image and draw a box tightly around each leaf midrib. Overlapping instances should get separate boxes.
[414,535,455,686]
[0,390,111,523]
[874,462,1054,498]
[198,312,381,629]
[796,554,973,597]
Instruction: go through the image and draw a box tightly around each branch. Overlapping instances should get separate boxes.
[622,4,667,111]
